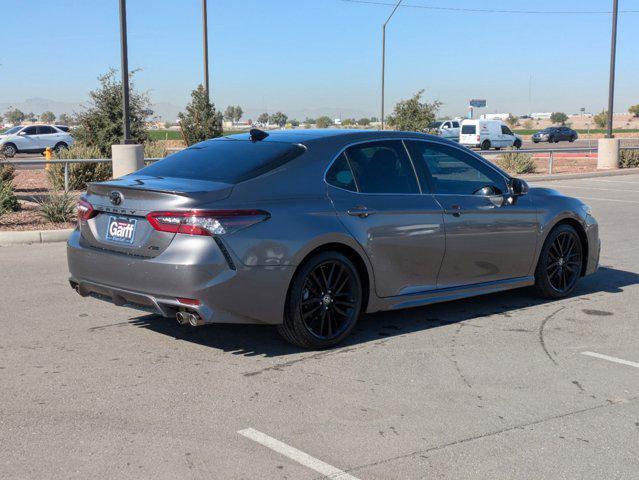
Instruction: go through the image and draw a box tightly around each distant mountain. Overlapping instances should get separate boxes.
[0,97,375,124]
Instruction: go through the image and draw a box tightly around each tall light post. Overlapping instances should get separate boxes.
[606,0,619,138]
[118,0,132,143]
[380,0,402,130]
[202,0,210,101]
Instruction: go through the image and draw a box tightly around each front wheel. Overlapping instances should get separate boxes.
[2,143,17,158]
[534,224,583,298]
[569,136,576,143]
[514,139,522,149]
[278,251,363,349]
[480,140,491,150]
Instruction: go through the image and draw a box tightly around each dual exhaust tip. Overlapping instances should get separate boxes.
[176,310,205,327]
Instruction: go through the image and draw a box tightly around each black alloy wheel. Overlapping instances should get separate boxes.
[279,251,362,349]
[535,224,583,298]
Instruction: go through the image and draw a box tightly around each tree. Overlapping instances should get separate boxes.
[40,111,56,123]
[233,105,243,123]
[304,117,315,125]
[594,110,608,129]
[26,112,37,122]
[269,112,288,127]
[370,116,379,123]
[316,116,332,128]
[178,84,223,146]
[5,108,25,125]
[58,113,72,126]
[257,112,269,125]
[224,106,236,122]
[289,119,300,127]
[357,118,370,126]
[342,118,354,126]
[629,104,639,118]
[386,90,441,132]
[505,113,519,127]
[550,112,569,125]
[73,69,150,156]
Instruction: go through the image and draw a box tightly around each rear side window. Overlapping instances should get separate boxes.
[461,125,476,134]
[344,140,419,194]
[138,139,305,183]
[452,121,460,128]
[37,126,54,134]
[326,153,356,191]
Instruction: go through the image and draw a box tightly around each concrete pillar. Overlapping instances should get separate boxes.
[597,138,620,170]
[111,144,144,178]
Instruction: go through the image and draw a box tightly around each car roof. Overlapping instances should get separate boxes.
[219,129,440,144]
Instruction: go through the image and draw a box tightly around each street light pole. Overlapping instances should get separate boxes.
[202,0,210,101]
[606,0,619,138]
[380,0,402,130]
[118,0,132,143]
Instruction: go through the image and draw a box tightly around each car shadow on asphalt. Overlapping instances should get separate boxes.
[129,266,638,357]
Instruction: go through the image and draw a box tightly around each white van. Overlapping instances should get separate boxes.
[459,119,522,150]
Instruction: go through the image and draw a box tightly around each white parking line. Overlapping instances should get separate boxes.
[581,351,639,369]
[589,178,639,185]
[572,196,639,204]
[541,184,639,193]
[238,428,361,480]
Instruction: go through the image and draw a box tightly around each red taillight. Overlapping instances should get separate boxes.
[146,210,270,236]
[176,297,200,306]
[476,135,480,141]
[77,198,96,222]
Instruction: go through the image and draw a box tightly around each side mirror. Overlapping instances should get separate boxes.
[511,178,529,196]
[18,131,26,136]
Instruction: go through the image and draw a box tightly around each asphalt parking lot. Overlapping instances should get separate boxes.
[1,173,638,479]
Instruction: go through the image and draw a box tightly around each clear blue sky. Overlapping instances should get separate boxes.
[1,0,637,119]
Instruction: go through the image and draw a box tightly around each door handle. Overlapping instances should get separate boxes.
[347,206,376,218]
[448,204,462,217]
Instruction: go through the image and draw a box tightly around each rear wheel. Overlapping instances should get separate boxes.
[534,224,583,298]
[514,139,522,149]
[569,135,576,143]
[278,251,363,349]
[3,143,17,158]
[54,142,68,152]
[480,140,491,150]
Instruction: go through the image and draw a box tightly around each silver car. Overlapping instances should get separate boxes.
[68,130,600,348]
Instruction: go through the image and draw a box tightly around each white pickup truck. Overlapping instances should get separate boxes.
[428,120,460,142]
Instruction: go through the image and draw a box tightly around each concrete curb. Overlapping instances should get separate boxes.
[523,167,639,182]
[0,228,73,246]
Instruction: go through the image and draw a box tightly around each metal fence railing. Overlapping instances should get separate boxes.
[3,146,638,190]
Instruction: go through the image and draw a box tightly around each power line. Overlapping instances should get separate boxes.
[338,0,639,15]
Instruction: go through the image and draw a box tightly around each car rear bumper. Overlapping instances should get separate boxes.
[67,229,294,325]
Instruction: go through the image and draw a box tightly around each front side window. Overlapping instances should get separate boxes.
[405,141,507,195]
[344,140,419,194]
[22,126,37,135]
[501,125,513,135]
[452,121,460,128]
[326,153,356,191]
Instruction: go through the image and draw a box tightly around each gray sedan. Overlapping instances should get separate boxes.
[67,130,600,348]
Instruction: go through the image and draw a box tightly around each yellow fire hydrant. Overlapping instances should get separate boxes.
[44,147,53,171]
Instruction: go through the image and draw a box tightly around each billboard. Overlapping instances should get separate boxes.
[469,99,487,108]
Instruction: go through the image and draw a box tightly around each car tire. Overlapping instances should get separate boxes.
[548,136,555,143]
[534,224,583,299]
[278,251,363,349]
[480,140,491,150]
[3,143,17,158]
[569,136,576,142]
[533,139,539,144]
[54,142,68,152]
[514,139,522,149]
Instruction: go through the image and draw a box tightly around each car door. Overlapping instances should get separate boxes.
[16,126,40,152]
[500,124,514,147]
[36,126,58,148]
[405,140,539,288]
[326,140,446,297]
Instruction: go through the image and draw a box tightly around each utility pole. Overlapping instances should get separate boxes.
[118,0,132,143]
[202,0,210,101]
[606,0,619,138]
[381,0,402,130]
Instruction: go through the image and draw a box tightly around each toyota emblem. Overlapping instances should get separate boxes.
[109,191,123,206]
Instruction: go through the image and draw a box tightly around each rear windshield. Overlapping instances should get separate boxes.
[461,125,476,134]
[138,138,305,183]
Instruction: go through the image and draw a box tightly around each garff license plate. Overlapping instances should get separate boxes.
[106,216,137,244]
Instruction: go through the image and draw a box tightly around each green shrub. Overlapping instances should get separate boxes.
[0,179,20,215]
[496,152,536,174]
[47,143,111,191]
[144,141,168,159]
[36,192,76,223]
[0,160,15,183]
[620,149,639,168]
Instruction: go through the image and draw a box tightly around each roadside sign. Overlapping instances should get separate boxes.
[470,99,486,108]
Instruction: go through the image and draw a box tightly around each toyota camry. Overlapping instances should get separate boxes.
[68,130,600,349]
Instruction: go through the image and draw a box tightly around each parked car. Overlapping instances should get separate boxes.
[459,119,522,150]
[68,130,600,349]
[428,120,460,142]
[0,125,73,157]
[532,127,578,143]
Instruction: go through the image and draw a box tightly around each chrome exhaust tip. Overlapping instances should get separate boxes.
[187,312,205,327]
[176,311,189,325]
